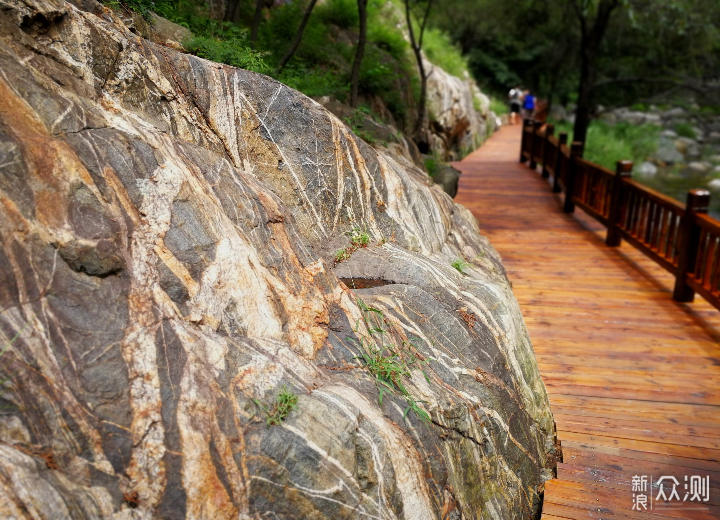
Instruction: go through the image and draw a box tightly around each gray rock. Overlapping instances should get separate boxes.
[433,165,461,198]
[707,132,720,144]
[636,161,658,178]
[150,13,193,45]
[707,178,720,191]
[675,137,701,160]
[661,129,678,139]
[0,0,554,518]
[653,137,685,164]
[688,162,711,173]
[663,107,687,119]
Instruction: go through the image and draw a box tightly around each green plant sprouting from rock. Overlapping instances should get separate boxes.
[451,257,469,274]
[254,386,299,426]
[334,226,372,264]
[350,298,431,423]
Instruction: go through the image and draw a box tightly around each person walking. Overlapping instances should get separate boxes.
[508,86,522,124]
[522,89,536,120]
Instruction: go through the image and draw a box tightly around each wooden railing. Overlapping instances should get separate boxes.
[520,119,720,311]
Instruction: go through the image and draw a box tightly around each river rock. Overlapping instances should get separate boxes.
[653,137,685,164]
[0,0,554,518]
[688,162,711,173]
[636,161,658,178]
[674,137,701,160]
[707,179,720,191]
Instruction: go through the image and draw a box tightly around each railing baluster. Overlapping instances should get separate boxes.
[563,142,583,213]
[542,124,554,179]
[553,133,567,193]
[673,190,711,302]
[606,161,633,247]
[529,121,539,170]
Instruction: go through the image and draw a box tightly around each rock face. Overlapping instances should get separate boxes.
[425,59,496,160]
[0,0,555,518]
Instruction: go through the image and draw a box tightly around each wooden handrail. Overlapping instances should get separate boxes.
[519,118,720,311]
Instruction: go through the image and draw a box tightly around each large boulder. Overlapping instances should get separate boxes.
[0,0,554,518]
[425,59,494,160]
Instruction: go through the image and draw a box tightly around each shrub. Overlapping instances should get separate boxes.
[674,122,697,140]
[254,386,299,426]
[184,36,270,73]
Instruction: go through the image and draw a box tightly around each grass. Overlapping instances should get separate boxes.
[335,226,372,264]
[551,119,661,171]
[424,155,442,178]
[451,257,469,274]
[351,298,431,423]
[421,27,470,78]
[674,122,697,140]
[349,226,370,247]
[489,96,509,116]
[254,386,299,426]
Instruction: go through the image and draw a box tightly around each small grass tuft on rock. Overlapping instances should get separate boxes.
[451,257,469,274]
[254,386,299,427]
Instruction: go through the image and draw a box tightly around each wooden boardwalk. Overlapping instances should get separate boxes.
[454,125,720,520]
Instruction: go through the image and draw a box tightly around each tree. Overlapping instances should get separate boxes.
[350,0,368,108]
[570,0,623,145]
[277,0,319,71]
[404,0,434,147]
[250,0,265,41]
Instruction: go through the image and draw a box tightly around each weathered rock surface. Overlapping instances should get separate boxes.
[425,59,495,160]
[0,0,554,518]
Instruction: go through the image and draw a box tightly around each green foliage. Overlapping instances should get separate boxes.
[184,35,270,73]
[254,386,299,426]
[451,257,469,274]
[489,96,508,115]
[349,226,371,247]
[316,0,359,29]
[552,119,661,172]
[335,248,351,263]
[351,298,431,423]
[276,66,350,99]
[674,122,697,139]
[422,27,470,78]
[424,155,441,177]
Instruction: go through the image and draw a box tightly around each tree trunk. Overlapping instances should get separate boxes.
[571,0,621,145]
[404,0,433,148]
[277,0,318,71]
[350,0,368,108]
[573,34,595,145]
[250,0,264,42]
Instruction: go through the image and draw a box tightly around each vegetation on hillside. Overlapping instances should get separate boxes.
[116,0,472,135]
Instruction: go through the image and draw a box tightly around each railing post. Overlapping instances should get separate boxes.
[520,119,531,163]
[673,189,710,302]
[541,124,554,179]
[563,142,583,213]
[606,160,633,247]
[552,132,567,193]
[529,121,539,170]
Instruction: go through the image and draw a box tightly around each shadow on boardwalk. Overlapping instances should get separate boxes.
[454,124,720,520]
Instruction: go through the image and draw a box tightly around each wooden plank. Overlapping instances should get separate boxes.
[556,463,720,505]
[545,479,719,520]
[560,446,720,487]
[560,439,720,472]
[454,125,720,519]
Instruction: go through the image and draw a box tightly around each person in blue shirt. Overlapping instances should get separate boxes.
[522,90,535,119]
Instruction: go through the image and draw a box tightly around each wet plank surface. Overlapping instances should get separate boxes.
[454,125,720,519]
